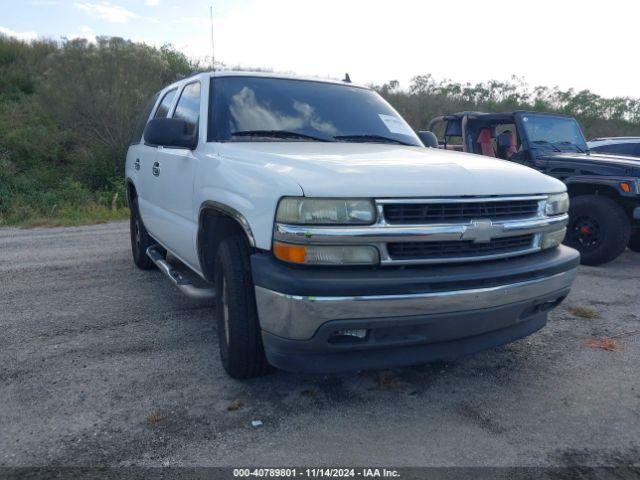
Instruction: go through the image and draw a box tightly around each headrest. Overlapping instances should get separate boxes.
[477,128,492,143]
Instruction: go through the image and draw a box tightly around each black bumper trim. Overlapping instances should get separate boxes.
[261,291,561,374]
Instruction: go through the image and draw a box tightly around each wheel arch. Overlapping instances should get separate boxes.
[565,177,625,200]
[125,178,137,207]
[197,201,257,282]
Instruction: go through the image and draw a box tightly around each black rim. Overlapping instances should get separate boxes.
[568,215,601,250]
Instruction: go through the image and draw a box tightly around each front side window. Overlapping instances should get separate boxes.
[520,114,587,151]
[209,76,421,146]
[173,82,201,138]
[154,88,177,118]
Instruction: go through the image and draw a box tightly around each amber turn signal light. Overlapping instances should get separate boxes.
[273,241,306,264]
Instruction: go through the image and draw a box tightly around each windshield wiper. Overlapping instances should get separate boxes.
[554,141,586,154]
[230,130,332,142]
[532,140,561,152]
[333,134,413,146]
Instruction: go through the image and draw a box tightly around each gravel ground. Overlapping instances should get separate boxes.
[1,221,639,468]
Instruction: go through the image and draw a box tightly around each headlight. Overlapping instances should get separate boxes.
[273,242,379,265]
[276,198,376,225]
[541,228,566,250]
[545,193,569,216]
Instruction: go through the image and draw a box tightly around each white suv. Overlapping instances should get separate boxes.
[125,72,579,378]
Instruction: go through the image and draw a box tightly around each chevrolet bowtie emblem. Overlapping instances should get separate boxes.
[462,219,504,243]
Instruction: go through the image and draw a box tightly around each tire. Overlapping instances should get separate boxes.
[629,232,640,253]
[564,195,630,266]
[129,197,155,270]
[214,235,270,379]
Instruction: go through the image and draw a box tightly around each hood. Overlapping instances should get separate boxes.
[217,142,565,197]
[539,152,640,177]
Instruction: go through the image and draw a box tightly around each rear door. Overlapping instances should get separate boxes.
[126,91,159,211]
[146,80,202,269]
[136,87,179,240]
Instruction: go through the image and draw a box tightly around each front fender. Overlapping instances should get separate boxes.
[194,185,303,251]
[565,175,640,197]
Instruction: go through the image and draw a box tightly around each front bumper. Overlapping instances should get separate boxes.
[251,246,579,373]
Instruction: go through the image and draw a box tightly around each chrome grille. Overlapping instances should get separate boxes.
[387,234,534,261]
[383,199,540,224]
[273,195,568,266]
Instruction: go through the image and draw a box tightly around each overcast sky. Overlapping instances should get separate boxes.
[1,0,638,98]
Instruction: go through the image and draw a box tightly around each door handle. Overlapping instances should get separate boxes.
[152,161,160,177]
[134,158,140,171]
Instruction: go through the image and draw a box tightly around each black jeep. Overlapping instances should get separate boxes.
[424,111,640,265]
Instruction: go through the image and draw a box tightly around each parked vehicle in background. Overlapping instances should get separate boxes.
[425,112,640,264]
[125,73,579,378]
[588,137,640,157]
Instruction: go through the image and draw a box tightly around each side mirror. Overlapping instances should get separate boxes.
[144,118,197,149]
[417,130,439,148]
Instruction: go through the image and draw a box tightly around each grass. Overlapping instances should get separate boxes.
[0,205,130,228]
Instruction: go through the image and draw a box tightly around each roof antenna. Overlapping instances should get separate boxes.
[209,4,215,71]
[343,73,351,83]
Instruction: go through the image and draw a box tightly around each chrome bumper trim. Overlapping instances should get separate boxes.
[274,213,568,265]
[254,268,577,340]
[274,215,568,244]
[376,195,548,204]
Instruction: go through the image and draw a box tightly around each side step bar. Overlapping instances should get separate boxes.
[146,245,216,300]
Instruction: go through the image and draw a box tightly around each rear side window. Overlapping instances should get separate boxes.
[173,82,201,138]
[131,91,160,145]
[154,88,177,118]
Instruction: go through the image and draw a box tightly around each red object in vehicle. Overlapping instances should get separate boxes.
[477,128,495,157]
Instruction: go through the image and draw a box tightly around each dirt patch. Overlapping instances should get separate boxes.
[567,305,600,319]
[226,399,245,412]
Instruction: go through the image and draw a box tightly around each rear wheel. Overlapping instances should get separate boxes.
[214,235,270,379]
[628,232,640,253]
[130,198,155,270]
[564,195,630,266]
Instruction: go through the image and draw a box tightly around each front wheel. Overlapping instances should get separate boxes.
[564,195,630,266]
[214,235,270,379]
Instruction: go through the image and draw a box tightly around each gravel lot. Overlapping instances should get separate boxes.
[1,221,639,468]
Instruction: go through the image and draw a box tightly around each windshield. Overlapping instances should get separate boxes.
[520,114,587,150]
[209,76,422,146]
